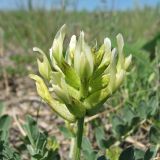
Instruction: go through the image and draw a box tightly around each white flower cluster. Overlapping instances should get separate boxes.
[30,24,132,122]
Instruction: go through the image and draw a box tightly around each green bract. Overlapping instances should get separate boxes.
[30,24,132,123]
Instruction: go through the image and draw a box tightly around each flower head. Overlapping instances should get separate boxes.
[30,24,132,122]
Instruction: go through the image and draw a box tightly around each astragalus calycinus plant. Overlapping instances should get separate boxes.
[29,24,132,160]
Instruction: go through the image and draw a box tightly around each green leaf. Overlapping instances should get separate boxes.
[0,102,5,116]
[23,115,39,147]
[148,98,159,116]
[149,125,160,144]
[0,115,12,141]
[83,150,97,160]
[97,155,108,160]
[122,106,140,128]
[59,126,74,138]
[82,137,97,160]
[23,115,60,159]
[0,115,12,131]
[0,141,21,160]
[137,101,147,120]
[101,136,116,148]
[115,124,128,138]
[95,126,105,149]
[122,106,135,124]
[42,150,60,160]
[112,116,128,138]
[82,137,93,153]
[90,126,116,156]
[134,148,145,160]
[119,147,135,160]
[144,146,157,160]
[35,132,47,151]
[130,117,140,127]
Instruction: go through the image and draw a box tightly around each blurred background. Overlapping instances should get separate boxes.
[0,0,159,66]
[0,0,159,159]
[0,0,160,72]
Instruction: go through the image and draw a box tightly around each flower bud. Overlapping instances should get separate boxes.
[50,24,66,66]
[124,54,132,70]
[52,78,85,118]
[50,71,80,100]
[98,37,111,69]
[116,33,125,71]
[74,31,94,81]
[29,74,52,102]
[33,47,51,80]
[115,69,125,89]
[107,48,117,93]
[30,24,132,121]
[65,35,77,65]
[29,74,76,122]
[94,45,105,68]
[51,83,70,104]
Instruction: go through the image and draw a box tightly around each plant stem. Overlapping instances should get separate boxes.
[73,117,84,160]
[69,137,75,159]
